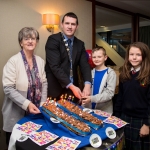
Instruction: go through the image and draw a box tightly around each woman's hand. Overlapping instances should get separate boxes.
[28,102,40,114]
[81,96,91,105]
[140,124,150,137]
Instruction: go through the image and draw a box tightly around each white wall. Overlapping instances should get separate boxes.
[0,0,92,131]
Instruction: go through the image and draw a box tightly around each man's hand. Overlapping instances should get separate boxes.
[28,102,40,114]
[69,84,82,99]
[82,84,91,96]
[140,124,150,137]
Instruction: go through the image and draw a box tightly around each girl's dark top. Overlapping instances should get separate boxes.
[114,71,150,126]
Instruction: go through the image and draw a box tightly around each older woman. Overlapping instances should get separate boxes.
[2,27,47,147]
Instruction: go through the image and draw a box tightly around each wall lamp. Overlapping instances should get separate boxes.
[42,14,60,33]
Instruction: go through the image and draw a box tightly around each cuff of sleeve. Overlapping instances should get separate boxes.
[143,118,150,126]
[90,96,96,103]
[84,81,91,85]
[40,102,45,107]
[66,83,73,88]
[22,100,31,111]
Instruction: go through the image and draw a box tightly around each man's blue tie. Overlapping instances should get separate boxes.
[67,39,72,56]
[67,39,73,82]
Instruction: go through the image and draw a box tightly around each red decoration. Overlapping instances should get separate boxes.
[86,50,95,69]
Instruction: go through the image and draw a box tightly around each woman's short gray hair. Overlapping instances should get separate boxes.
[18,27,39,48]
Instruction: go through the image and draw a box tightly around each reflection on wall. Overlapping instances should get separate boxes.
[96,34,124,67]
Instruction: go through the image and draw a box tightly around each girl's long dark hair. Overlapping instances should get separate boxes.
[120,42,150,85]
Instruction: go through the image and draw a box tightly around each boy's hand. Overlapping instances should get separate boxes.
[81,96,91,105]
[140,124,149,137]
[82,84,91,96]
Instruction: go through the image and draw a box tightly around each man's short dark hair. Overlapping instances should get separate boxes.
[62,12,78,25]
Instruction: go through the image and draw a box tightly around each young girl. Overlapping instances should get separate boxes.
[82,46,116,114]
[114,42,150,150]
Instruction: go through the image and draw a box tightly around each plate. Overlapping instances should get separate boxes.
[50,117,60,123]
[105,127,116,139]
[89,133,102,148]
[83,108,93,113]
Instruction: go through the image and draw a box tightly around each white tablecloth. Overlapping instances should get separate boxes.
[8,124,25,150]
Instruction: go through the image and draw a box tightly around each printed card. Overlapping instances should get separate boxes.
[103,116,128,128]
[29,130,59,146]
[46,136,81,150]
[17,121,42,134]
[94,110,111,117]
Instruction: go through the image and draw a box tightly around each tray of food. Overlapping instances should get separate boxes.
[41,101,91,136]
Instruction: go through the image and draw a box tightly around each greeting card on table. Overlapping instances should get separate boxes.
[46,136,81,150]
[17,121,42,134]
[29,130,59,146]
[94,110,111,117]
[103,116,128,128]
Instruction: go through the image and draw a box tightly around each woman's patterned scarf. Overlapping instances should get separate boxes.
[20,50,42,108]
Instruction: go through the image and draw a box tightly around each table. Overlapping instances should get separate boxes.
[16,128,124,150]
[9,112,124,150]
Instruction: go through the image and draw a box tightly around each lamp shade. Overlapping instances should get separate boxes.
[42,14,60,25]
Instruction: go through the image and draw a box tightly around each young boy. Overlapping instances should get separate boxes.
[82,46,117,114]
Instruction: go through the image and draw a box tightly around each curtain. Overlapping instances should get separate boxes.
[139,25,150,48]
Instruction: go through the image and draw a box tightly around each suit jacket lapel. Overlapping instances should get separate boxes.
[72,38,78,64]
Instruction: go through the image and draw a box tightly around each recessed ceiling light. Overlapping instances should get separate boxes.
[100,26,105,27]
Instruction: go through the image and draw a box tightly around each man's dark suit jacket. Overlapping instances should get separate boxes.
[45,32,91,99]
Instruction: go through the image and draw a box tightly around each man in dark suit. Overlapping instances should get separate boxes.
[45,12,92,103]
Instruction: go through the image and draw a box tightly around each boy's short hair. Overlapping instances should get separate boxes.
[92,46,106,55]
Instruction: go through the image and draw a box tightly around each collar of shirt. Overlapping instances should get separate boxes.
[131,66,141,72]
[63,33,74,46]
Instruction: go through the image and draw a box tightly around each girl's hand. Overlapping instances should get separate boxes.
[140,124,149,137]
[81,96,91,105]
